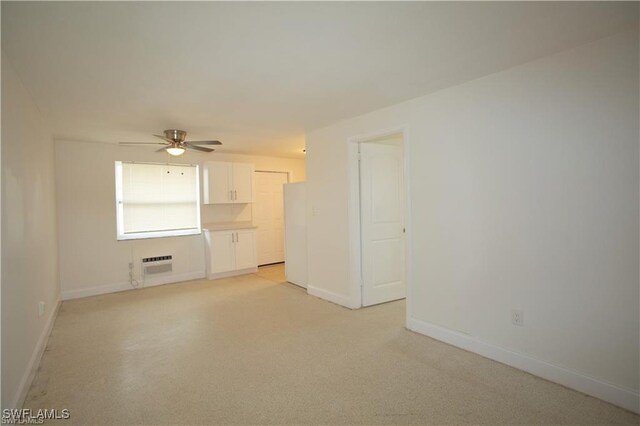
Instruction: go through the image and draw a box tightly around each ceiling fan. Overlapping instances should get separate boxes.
[119,129,222,156]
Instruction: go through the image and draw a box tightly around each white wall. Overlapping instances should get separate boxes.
[1,55,60,409]
[306,30,639,410]
[55,140,304,300]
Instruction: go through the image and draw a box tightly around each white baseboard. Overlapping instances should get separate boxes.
[207,267,258,280]
[61,270,205,300]
[307,285,357,309]
[12,299,61,409]
[407,317,640,414]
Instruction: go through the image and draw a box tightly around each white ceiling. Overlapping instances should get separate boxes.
[2,2,637,158]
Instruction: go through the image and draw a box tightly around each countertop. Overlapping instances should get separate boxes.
[202,221,258,231]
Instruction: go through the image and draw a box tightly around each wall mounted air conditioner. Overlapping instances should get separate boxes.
[142,255,173,279]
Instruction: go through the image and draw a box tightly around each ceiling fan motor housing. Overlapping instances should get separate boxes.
[165,129,187,143]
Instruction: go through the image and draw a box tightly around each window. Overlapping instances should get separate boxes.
[115,161,201,240]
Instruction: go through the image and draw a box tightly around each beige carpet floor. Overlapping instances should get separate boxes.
[254,263,287,283]
[25,265,639,425]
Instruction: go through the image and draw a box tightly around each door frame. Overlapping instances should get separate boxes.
[254,169,293,182]
[347,125,413,320]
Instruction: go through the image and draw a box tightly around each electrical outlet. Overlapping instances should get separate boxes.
[128,262,134,270]
[38,301,45,317]
[511,309,524,326]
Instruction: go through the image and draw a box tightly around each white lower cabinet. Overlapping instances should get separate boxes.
[233,229,258,270]
[208,231,236,274]
[205,228,257,279]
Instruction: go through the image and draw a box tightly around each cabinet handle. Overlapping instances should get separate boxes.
[232,233,235,243]
[236,232,239,243]
[234,190,238,200]
[229,190,233,201]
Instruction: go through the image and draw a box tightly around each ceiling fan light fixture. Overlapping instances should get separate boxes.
[166,146,186,156]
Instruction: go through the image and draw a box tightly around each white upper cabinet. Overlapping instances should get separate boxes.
[231,163,254,203]
[203,161,255,204]
[203,162,233,204]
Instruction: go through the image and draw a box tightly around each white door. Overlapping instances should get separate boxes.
[254,172,288,265]
[208,230,236,274]
[360,142,405,306]
[232,163,254,203]
[203,162,232,204]
[234,229,257,270]
[284,183,307,288]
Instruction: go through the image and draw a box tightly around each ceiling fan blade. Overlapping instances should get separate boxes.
[185,143,215,152]
[186,140,222,145]
[120,142,168,146]
[156,147,168,152]
[153,134,175,143]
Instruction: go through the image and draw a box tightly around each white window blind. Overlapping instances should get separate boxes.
[115,162,201,240]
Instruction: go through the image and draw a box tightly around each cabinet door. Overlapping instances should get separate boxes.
[203,162,233,204]
[209,231,236,274]
[234,229,257,270]
[232,163,254,203]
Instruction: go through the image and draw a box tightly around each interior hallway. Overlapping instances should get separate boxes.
[24,265,639,425]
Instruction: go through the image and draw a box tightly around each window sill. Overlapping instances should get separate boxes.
[117,228,202,241]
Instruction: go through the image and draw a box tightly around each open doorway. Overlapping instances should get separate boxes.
[253,171,289,267]
[359,133,405,306]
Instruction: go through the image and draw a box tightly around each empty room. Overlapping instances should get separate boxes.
[1,1,639,425]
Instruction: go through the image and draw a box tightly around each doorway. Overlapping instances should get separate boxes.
[359,134,406,306]
[253,171,289,266]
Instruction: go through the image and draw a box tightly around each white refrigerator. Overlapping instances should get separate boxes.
[283,182,307,288]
